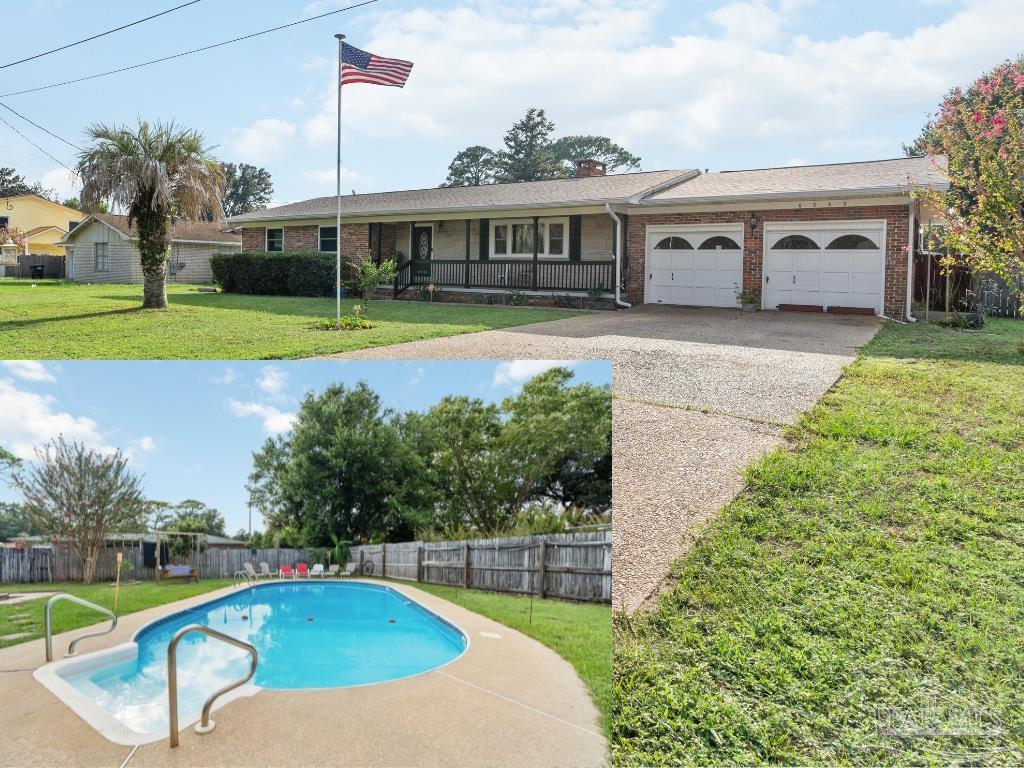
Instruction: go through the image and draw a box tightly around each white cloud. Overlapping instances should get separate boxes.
[493,360,577,388]
[213,367,239,385]
[226,118,297,164]
[2,361,56,383]
[228,399,297,435]
[256,365,289,397]
[0,378,113,460]
[39,167,79,202]
[124,435,157,463]
[297,0,1024,165]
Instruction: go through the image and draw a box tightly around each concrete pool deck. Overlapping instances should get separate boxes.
[0,580,606,767]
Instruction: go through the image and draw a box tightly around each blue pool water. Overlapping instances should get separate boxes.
[62,582,466,735]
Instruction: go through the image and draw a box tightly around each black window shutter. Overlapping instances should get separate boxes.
[569,215,582,261]
[479,218,489,260]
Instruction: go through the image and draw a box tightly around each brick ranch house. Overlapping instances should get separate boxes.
[229,155,947,319]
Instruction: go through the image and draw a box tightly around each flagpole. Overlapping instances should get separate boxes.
[335,33,345,327]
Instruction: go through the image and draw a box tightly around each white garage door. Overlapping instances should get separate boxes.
[646,228,743,307]
[763,224,885,314]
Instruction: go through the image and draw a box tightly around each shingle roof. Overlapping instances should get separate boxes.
[229,169,696,223]
[646,156,947,204]
[67,214,241,244]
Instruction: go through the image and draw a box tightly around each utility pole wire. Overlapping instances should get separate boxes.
[0,0,381,99]
[0,102,83,151]
[1,1,204,70]
[0,113,72,171]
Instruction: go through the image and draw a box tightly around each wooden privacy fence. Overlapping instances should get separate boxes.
[4,254,65,279]
[349,531,612,603]
[0,545,318,584]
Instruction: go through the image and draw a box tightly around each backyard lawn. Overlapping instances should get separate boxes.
[388,579,612,734]
[0,579,234,650]
[614,318,1024,766]
[0,280,582,359]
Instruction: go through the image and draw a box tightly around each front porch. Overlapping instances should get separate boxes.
[369,215,618,299]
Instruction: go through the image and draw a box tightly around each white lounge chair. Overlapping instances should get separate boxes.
[339,562,358,578]
[310,563,325,578]
[243,562,258,580]
[325,564,340,578]
[258,562,274,579]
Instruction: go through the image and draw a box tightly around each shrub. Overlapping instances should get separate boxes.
[210,252,355,297]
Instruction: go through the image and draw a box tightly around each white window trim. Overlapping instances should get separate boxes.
[491,217,569,259]
[265,227,284,252]
[318,225,338,254]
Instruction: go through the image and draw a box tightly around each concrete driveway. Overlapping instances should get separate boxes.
[0,581,604,767]
[340,306,881,613]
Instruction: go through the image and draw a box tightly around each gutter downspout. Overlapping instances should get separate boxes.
[606,203,631,308]
[905,201,917,323]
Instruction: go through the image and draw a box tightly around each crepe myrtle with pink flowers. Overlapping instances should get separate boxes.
[909,55,1024,284]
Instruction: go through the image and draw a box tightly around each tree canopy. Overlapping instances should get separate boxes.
[0,167,57,200]
[909,56,1024,283]
[221,162,274,217]
[14,439,146,583]
[248,369,611,544]
[441,108,641,186]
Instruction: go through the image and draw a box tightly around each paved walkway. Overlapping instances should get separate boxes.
[0,581,605,767]
[338,306,880,612]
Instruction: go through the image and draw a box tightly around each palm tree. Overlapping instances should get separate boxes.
[77,121,225,309]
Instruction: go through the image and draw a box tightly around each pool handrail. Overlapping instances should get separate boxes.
[167,624,258,748]
[44,593,118,662]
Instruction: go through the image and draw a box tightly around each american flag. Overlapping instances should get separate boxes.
[340,42,413,87]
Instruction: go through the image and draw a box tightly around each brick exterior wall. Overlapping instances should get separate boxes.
[370,223,398,262]
[240,224,370,261]
[241,227,265,252]
[625,203,912,318]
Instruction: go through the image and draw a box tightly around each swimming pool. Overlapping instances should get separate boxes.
[34,582,467,744]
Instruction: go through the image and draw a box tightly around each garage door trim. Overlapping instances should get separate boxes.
[644,222,745,306]
[761,219,887,313]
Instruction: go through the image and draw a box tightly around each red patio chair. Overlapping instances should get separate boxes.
[295,562,309,578]
[279,564,294,579]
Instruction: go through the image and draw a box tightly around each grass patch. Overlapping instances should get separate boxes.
[0,280,582,359]
[613,318,1024,766]
[0,579,234,650]
[391,580,612,734]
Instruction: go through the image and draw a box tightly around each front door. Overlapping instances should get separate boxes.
[412,225,432,281]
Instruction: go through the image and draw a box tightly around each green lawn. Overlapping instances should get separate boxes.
[614,318,1024,766]
[390,579,612,734]
[0,280,582,359]
[0,579,234,650]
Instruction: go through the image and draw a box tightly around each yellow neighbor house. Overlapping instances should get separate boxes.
[0,194,82,256]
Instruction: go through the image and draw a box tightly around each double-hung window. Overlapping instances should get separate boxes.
[94,242,109,272]
[491,218,569,258]
[318,226,338,253]
[266,228,283,252]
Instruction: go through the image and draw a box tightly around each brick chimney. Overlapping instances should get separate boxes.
[575,159,607,178]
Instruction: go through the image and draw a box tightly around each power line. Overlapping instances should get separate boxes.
[0,113,72,171]
[0,0,381,99]
[0,102,83,151]
[1,1,204,70]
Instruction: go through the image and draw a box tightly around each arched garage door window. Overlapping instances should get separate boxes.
[826,234,877,249]
[772,234,819,249]
[699,235,741,250]
[654,236,693,249]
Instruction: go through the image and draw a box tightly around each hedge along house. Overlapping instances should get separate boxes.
[60,213,241,283]
[229,155,947,318]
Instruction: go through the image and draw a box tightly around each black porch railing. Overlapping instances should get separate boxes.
[394,259,614,297]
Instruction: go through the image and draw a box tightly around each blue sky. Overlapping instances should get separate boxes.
[0,359,611,536]
[2,0,1018,206]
